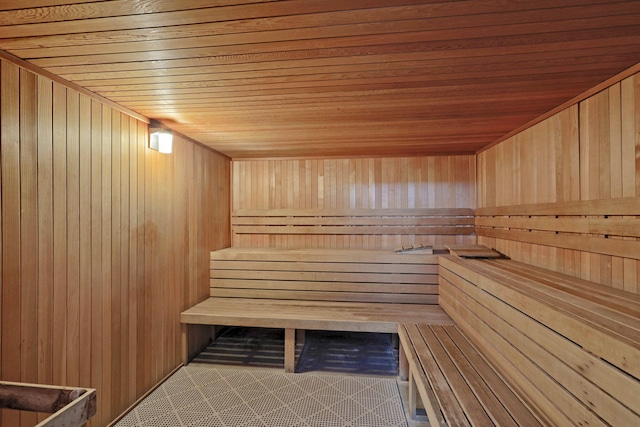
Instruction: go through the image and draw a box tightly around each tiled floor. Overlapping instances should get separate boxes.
[115,328,429,427]
[115,366,410,427]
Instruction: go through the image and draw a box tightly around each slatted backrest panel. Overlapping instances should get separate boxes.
[233,208,475,236]
[439,256,640,427]
[476,197,640,260]
[210,248,441,304]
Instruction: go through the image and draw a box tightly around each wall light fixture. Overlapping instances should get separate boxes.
[149,127,173,154]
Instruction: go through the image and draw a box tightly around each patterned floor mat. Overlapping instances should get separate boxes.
[115,366,408,427]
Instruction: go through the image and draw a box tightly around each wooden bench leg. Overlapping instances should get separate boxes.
[296,329,305,345]
[399,338,409,381]
[284,328,296,373]
[181,324,189,365]
[409,370,417,420]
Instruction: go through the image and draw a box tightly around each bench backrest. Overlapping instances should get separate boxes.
[210,247,441,304]
[439,256,640,426]
[476,197,640,261]
[232,208,475,248]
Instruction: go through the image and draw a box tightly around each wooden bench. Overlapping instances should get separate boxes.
[399,255,640,426]
[181,247,454,372]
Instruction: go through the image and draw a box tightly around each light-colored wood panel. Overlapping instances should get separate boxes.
[2,0,623,50]
[36,75,54,424]
[18,67,38,427]
[232,157,476,249]
[0,57,231,427]
[477,69,640,292]
[1,59,21,427]
[2,1,639,158]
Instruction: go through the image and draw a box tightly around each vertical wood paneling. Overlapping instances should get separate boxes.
[478,72,640,293]
[19,68,38,427]
[232,155,476,249]
[0,57,231,426]
[621,74,640,294]
[36,76,54,424]
[1,59,20,427]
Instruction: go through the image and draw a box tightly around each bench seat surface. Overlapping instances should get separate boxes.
[437,256,640,427]
[181,297,454,333]
[399,323,543,427]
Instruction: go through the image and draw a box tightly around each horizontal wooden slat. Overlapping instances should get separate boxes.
[210,288,438,304]
[211,248,441,264]
[233,217,474,226]
[211,260,439,275]
[233,225,474,235]
[212,269,435,285]
[181,297,454,333]
[234,208,475,217]
[211,279,437,294]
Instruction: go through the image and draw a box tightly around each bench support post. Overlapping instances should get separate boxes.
[284,328,296,373]
[399,339,408,381]
[408,370,417,420]
[181,324,189,365]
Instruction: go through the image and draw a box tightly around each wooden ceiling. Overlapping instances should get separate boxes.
[1,1,640,159]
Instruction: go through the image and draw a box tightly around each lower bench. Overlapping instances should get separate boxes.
[399,255,640,426]
[181,247,454,373]
[399,323,542,426]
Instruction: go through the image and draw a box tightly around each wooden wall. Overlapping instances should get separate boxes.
[0,58,231,426]
[232,156,476,249]
[477,71,640,292]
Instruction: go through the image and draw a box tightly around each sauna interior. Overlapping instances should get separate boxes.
[0,1,639,426]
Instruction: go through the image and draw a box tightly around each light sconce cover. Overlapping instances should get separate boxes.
[149,127,173,154]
